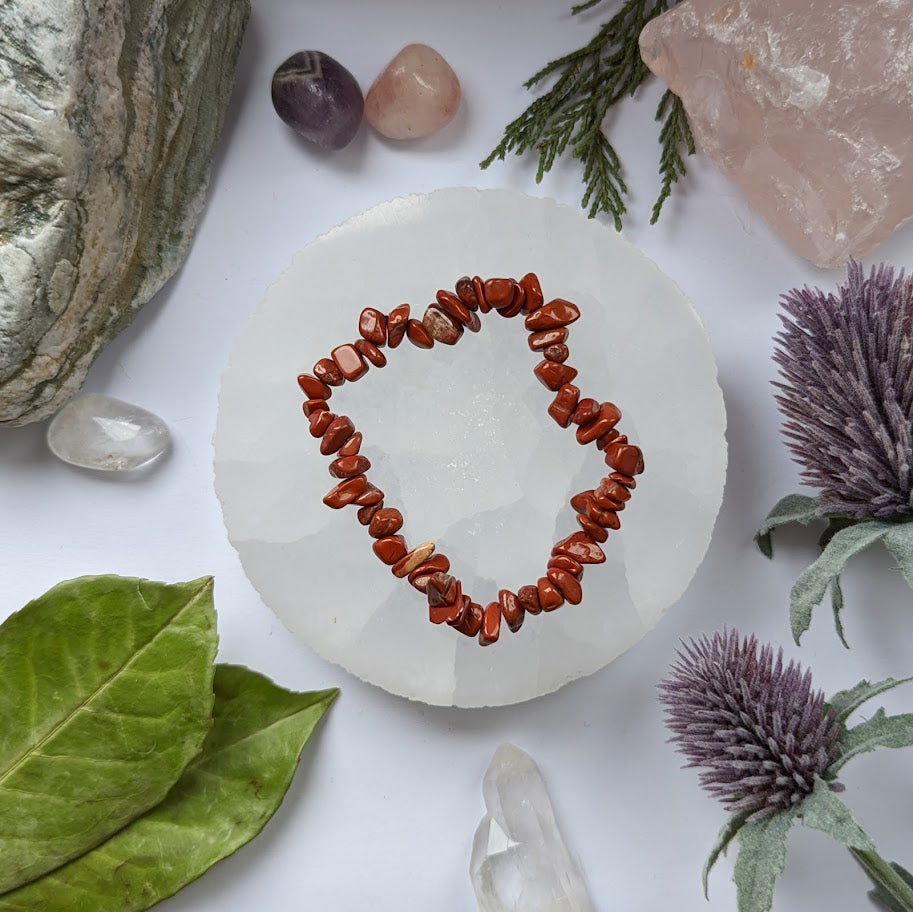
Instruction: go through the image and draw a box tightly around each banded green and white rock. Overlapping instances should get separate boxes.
[0,0,250,426]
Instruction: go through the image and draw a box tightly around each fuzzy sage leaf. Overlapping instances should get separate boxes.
[800,777,874,850]
[733,810,797,912]
[0,576,216,893]
[0,665,338,912]
[883,525,913,591]
[832,709,913,773]
[703,810,750,898]
[790,521,895,643]
[826,677,913,725]
[755,493,820,558]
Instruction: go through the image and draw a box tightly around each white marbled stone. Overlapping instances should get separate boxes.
[0,0,249,425]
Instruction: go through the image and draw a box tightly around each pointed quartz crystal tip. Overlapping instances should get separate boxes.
[470,743,594,912]
[46,394,170,471]
[639,0,913,268]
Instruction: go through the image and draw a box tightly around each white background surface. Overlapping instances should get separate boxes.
[2,2,912,910]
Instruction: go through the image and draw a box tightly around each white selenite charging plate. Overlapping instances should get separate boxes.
[214,188,727,707]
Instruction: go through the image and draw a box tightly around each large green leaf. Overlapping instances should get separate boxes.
[799,777,874,851]
[0,665,338,911]
[832,708,913,773]
[755,494,820,558]
[733,810,797,912]
[883,525,913,592]
[0,576,217,892]
[790,522,894,643]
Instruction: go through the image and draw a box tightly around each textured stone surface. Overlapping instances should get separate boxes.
[47,394,169,471]
[0,0,250,426]
[271,51,364,150]
[365,44,461,140]
[470,744,594,912]
[640,0,913,268]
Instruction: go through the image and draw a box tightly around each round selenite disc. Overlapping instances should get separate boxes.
[214,188,727,707]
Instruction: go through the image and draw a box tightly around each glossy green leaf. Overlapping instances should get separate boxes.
[0,665,338,912]
[733,810,796,912]
[790,521,894,643]
[832,708,913,773]
[702,811,750,898]
[0,576,217,892]
[799,777,874,850]
[864,860,913,912]
[826,677,913,724]
[755,494,820,558]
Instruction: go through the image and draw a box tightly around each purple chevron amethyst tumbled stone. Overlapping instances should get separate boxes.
[271,51,363,150]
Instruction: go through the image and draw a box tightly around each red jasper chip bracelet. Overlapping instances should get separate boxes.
[297,273,644,646]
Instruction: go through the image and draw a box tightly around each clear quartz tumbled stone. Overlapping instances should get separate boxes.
[46,393,169,471]
[470,744,594,912]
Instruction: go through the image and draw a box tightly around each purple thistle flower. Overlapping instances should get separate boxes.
[773,260,913,520]
[659,630,841,821]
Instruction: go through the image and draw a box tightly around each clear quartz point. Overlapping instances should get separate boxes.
[470,743,595,912]
[46,394,169,471]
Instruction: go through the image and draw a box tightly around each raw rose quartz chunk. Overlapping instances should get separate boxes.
[365,43,460,140]
[640,0,913,268]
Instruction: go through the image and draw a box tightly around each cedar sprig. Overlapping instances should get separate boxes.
[480,0,692,229]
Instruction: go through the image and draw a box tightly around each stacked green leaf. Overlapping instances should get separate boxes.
[0,576,337,910]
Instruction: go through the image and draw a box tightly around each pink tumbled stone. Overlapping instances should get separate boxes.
[640,0,913,268]
[365,43,461,140]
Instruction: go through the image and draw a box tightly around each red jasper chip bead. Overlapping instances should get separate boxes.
[338,431,362,457]
[368,507,404,538]
[537,577,564,611]
[423,305,464,345]
[301,273,643,647]
[331,344,368,381]
[455,276,480,311]
[548,384,580,428]
[406,319,434,349]
[576,513,609,543]
[357,502,383,525]
[355,339,387,368]
[320,416,355,455]
[451,600,483,637]
[408,554,452,592]
[517,584,543,616]
[605,441,645,476]
[552,532,606,564]
[323,474,368,508]
[387,304,410,348]
[547,567,583,605]
[329,455,371,478]
[544,344,569,363]
[359,308,388,346]
[534,360,578,391]
[314,358,344,386]
[309,409,336,437]
[303,398,329,418]
[577,403,622,445]
[571,398,600,425]
[471,276,491,314]
[479,601,502,646]
[525,299,581,331]
[298,374,332,400]
[435,290,482,332]
[354,483,384,507]
[529,327,569,351]
[519,272,544,313]
[547,554,585,578]
[499,589,524,632]
[373,535,407,565]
